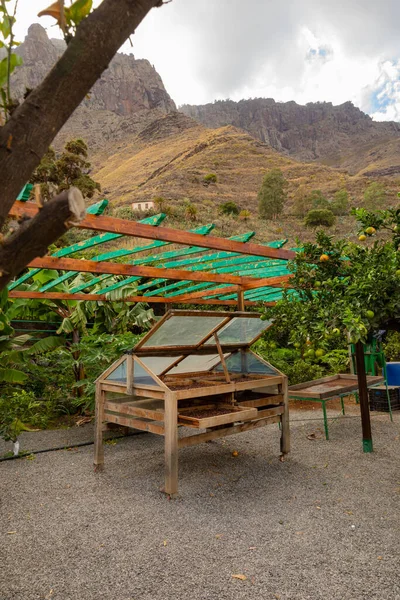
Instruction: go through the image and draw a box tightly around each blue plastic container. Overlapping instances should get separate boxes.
[386,362,400,385]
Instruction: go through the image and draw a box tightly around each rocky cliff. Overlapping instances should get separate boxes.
[180,98,400,169]
[11,23,176,116]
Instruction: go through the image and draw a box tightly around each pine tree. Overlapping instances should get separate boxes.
[258,169,288,220]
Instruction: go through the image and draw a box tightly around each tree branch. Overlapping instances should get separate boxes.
[0,187,85,289]
[0,0,164,228]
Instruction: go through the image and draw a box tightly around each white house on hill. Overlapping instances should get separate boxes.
[132,200,155,212]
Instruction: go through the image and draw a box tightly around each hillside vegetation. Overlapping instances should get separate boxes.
[90,113,400,245]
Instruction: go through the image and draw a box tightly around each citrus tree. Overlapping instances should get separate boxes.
[263,207,400,452]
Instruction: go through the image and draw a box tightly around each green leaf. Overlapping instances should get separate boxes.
[0,57,8,88]
[28,335,65,355]
[69,0,92,26]
[9,52,22,73]
[0,367,28,384]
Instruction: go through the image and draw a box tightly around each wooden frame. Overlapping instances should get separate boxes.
[288,374,384,399]
[94,311,290,496]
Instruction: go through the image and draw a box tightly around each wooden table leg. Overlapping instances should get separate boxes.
[94,383,105,472]
[280,377,290,455]
[164,393,178,497]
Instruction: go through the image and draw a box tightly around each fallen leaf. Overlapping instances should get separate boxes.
[163,540,167,546]
[377,556,383,560]
[248,546,257,550]
[44,589,54,599]
[316,506,321,510]
[295,531,304,535]
[7,531,16,535]
[215,534,223,539]
[76,416,92,426]
[232,574,247,581]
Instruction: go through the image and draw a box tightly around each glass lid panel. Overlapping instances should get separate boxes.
[213,351,278,375]
[140,356,180,375]
[205,317,271,346]
[106,359,127,382]
[140,316,226,348]
[168,354,223,374]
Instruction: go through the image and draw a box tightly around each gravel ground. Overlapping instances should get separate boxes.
[1,408,400,600]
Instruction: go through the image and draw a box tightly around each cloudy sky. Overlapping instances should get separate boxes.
[13,0,400,121]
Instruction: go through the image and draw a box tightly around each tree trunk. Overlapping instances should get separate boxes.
[0,0,165,277]
[0,188,85,289]
[355,341,373,452]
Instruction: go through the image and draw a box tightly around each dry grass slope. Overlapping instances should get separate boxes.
[89,113,400,245]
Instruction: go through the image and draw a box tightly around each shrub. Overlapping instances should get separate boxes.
[0,390,46,455]
[220,201,240,216]
[305,209,335,227]
[184,202,198,221]
[383,331,400,361]
[239,209,251,220]
[203,173,217,185]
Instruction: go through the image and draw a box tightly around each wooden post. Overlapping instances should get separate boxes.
[280,377,290,456]
[355,341,373,453]
[164,393,178,497]
[94,382,105,471]
[237,288,245,311]
[126,353,134,395]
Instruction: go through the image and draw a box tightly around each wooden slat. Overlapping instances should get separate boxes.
[104,400,164,422]
[10,201,296,261]
[255,406,285,419]
[238,394,284,408]
[105,411,165,435]
[8,290,260,306]
[234,375,283,391]
[178,415,281,448]
[100,383,128,393]
[27,255,292,289]
[169,276,291,303]
[131,387,166,399]
[177,405,257,428]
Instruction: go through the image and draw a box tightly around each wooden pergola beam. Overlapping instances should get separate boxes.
[169,275,291,303]
[8,290,270,307]
[10,201,295,261]
[27,255,292,288]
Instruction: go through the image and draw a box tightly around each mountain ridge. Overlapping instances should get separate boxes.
[180,98,400,173]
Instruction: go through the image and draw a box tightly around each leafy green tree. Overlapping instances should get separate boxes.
[258,169,288,220]
[292,185,310,216]
[263,208,400,452]
[30,138,101,201]
[220,201,240,216]
[363,182,386,210]
[305,209,335,227]
[331,189,349,215]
